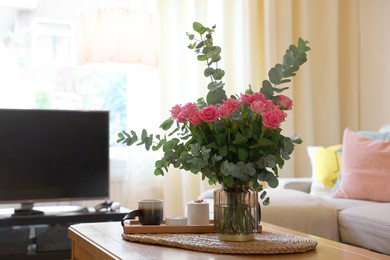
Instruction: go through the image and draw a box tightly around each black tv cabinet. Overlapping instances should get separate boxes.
[0,207,129,260]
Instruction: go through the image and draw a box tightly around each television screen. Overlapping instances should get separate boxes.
[0,109,109,211]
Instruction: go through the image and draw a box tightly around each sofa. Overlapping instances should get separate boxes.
[198,125,390,256]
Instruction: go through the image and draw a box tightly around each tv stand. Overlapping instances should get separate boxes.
[12,209,44,217]
[0,207,129,260]
[11,202,44,216]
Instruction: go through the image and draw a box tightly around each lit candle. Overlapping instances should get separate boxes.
[187,199,209,225]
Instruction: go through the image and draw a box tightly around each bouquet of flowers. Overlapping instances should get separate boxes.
[118,22,310,205]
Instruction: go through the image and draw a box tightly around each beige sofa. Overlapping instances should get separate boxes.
[199,125,390,255]
[271,178,390,255]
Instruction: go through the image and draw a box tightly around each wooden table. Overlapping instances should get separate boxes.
[68,221,389,259]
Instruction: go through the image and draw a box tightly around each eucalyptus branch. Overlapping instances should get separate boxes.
[187,22,227,105]
[260,38,311,99]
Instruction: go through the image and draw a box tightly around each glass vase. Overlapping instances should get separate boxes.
[213,182,260,241]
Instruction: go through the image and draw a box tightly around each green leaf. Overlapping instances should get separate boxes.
[145,135,153,150]
[204,68,214,77]
[160,119,174,130]
[223,175,234,187]
[193,22,203,32]
[187,43,196,49]
[268,65,282,84]
[267,174,279,188]
[298,37,311,52]
[283,50,294,68]
[206,87,226,105]
[126,136,138,146]
[204,38,213,47]
[273,86,290,93]
[197,55,207,61]
[210,54,221,63]
[213,69,225,80]
[141,129,147,140]
[154,168,164,176]
[155,160,165,168]
[291,134,303,144]
[195,41,204,49]
[205,46,221,58]
[260,80,274,98]
[232,132,248,145]
[237,147,248,161]
[218,145,228,157]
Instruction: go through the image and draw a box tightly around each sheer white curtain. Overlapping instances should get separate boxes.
[79,0,158,66]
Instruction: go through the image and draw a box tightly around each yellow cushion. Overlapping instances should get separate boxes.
[313,145,342,188]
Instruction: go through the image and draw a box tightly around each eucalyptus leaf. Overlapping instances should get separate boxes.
[197,55,207,61]
[160,119,174,130]
[206,87,227,104]
[267,174,279,188]
[193,22,203,32]
[204,68,214,77]
[260,80,274,98]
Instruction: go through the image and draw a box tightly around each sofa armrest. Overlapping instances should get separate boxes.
[276,178,312,193]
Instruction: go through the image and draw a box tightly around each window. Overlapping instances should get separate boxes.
[0,14,159,185]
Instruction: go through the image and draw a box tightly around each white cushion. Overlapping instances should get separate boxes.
[338,204,390,255]
[379,124,390,133]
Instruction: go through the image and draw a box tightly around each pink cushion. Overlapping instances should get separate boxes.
[333,128,390,202]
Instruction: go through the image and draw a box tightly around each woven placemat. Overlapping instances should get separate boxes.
[122,231,317,255]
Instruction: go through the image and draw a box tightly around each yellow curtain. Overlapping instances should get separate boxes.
[259,0,361,178]
[262,0,390,178]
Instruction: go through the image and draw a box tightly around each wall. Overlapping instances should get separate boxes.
[359,0,390,130]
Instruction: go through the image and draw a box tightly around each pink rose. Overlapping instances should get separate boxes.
[218,98,240,118]
[250,100,267,115]
[182,102,198,115]
[187,110,202,125]
[199,105,220,122]
[250,99,277,115]
[170,104,182,120]
[240,92,266,105]
[276,95,293,110]
[261,109,287,129]
[240,93,253,105]
[252,92,266,102]
[176,111,187,123]
[175,102,198,123]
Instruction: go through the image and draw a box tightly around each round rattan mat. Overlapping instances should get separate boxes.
[122,231,317,255]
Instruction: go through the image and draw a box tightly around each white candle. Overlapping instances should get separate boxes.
[165,216,187,226]
[187,200,209,226]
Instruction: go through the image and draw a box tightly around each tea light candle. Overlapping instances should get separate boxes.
[187,200,209,225]
[165,216,187,226]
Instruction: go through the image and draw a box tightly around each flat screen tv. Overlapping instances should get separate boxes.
[0,109,109,215]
